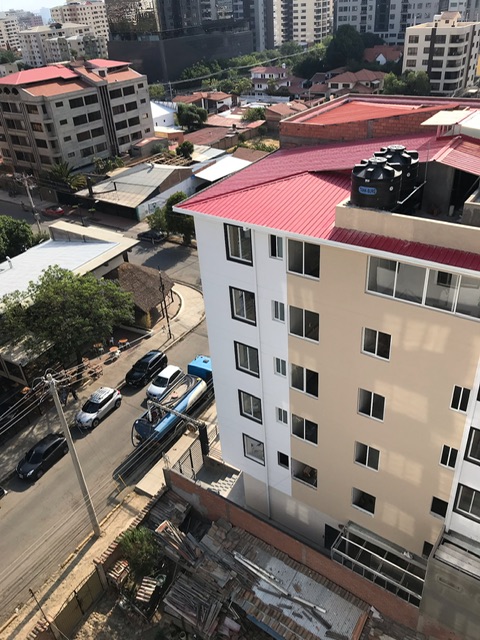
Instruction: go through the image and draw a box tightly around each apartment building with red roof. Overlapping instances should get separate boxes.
[174,96,480,638]
[0,59,153,175]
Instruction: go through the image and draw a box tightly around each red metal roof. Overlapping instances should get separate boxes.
[0,65,76,86]
[304,101,454,126]
[87,59,129,68]
[433,136,480,175]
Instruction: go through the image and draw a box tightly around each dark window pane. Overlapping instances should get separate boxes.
[305,310,319,341]
[460,389,470,412]
[306,369,318,397]
[304,243,320,278]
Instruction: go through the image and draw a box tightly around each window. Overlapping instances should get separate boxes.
[81,146,94,158]
[455,485,480,522]
[440,445,457,469]
[91,127,103,138]
[243,434,265,464]
[274,357,286,377]
[69,97,84,109]
[289,306,319,342]
[59,119,67,125]
[88,111,102,122]
[110,88,122,99]
[113,104,125,115]
[140,98,146,104]
[73,114,87,126]
[31,122,43,132]
[276,407,288,424]
[67,151,75,157]
[278,452,289,468]
[288,239,320,278]
[35,138,47,148]
[358,389,385,421]
[55,101,63,108]
[126,100,137,112]
[292,413,318,444]
[230,287,256,325]
[362,328,391,359]
[64,135,72,142]
[239,390,262,423]
[123,85,135,96]
[431,496,448,518]
[234,341,259,377]
[292,458,317,487]
[352,488,376,514]
[95,142,107,153]
[77,131,91,142]
[115,120,127,131]
[128,116,140,127]
[270,234,283,259]
[84,94,98,105]
[291,364,318,397]
[407,47,418,54]
[224,224,252,264]
[272,300,285,322]
[408,35,419,43]
[355,442,380,470]
[451,385,470,412]
[422,541,434,558]
[465,427,480,464]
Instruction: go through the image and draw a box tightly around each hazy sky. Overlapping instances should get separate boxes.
[1,0,57,13]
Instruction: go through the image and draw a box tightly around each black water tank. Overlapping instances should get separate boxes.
[351,157,401,211]
[374,144,419,199]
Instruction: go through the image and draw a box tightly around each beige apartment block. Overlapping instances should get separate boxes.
[0,13,20,51]
[0,59,153,174]
[18,22,107,68]
[51,0,109,40]
[404,11,480,95]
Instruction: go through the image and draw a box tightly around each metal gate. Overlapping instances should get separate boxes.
[172,437,204,480]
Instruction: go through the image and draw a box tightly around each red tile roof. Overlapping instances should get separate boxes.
[25,79,87,97]
[328,70,386,85]
[364,45,403,63]
[0,65,76,85]
[179,131,480,273]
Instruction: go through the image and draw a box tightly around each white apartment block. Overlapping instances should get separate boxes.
[335,0,468,44]
[19,22,107,68]
[175,116,480,634]
[0,59,153,174]
[50,0,109,40]
[273,0,332,45]
[403,11,480,95]
[0,13,20,51]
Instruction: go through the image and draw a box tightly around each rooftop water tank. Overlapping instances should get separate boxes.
[351,157,401,211]
[374,144,419,199]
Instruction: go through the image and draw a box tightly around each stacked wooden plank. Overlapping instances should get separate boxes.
[106,559,130,589]
[135,576,158,606]
[154,520,199,564]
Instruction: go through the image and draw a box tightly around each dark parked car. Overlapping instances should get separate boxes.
[125,350,168,387]
[16,432,68,481]
[137,229,166,244]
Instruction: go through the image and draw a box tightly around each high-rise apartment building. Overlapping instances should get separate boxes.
[4,9,43,30]
[50,0,109,41]
[334,0,467,44]
[174,98,480,634]
[19,22,108,68]
[0,59,153,175]
[0,13,20,51]
[403,11,480,95]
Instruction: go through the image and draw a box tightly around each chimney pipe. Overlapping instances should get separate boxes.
[6,256,12,269]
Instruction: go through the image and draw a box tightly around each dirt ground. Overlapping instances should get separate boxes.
[243,135,280,150]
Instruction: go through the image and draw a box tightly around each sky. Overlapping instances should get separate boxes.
[1,1,57,13]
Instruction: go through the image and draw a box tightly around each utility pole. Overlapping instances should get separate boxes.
[21,173,42,234]
[159,270,172,340]
[46,374,101,538]
[29,589,62,640]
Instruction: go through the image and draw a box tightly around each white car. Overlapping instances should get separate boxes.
[75,387,122,429]
[146,365,183,401]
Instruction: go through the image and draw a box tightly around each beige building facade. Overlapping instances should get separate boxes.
[50,0,109,40]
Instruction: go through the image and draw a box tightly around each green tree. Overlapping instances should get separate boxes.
[292,42,326,78]
[176,140,194,159]
[1,266,134,364]
[0,216,33,261]
[280,41,303,56]
[176,103,208,131]
[147,206,167,232]
[0,49,16,64]
[149,83,166,100]
[93,156,124,174]
[325,25,365,68]
[180,59,220,80]
[164,191,194,244]
[46,161,87,191]
[383,70,430,96]
[242,106,265,122]
[360,32,385,48]
[119,527,161,580]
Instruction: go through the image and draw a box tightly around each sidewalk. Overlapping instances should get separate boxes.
[0,283,205,486]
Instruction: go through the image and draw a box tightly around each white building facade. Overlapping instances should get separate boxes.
[403,11,480,95]
[50,0,109,40]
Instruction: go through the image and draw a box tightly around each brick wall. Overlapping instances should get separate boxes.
[165,469,462,640]
[279,108,443,148]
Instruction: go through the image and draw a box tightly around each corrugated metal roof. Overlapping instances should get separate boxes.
[433,136,480,175]
[195,156,251,183]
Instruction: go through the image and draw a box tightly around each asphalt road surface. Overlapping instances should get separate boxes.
[130,240,202,289]
[0,322,209,626]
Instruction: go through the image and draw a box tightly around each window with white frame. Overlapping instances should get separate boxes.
[440,445,457,469]
[291,364,318,397]
[354,442,380,470]
[352,487,376,514]
[292,413,318,444]
[455,484,480,522]
[274,357,287,377]
[243,434,265,464]
[287,239,320,279]
[465,427,480,464]
[238,390,262,422]
[269,234,283,259]
[362,328,391,360]
[451,385,470,412]
[234,341,259,377]
[230,287,256,324]
[276,407,288,424]
[358,389,385,421]
[224,224,252,265]
[289,306,319,342]
[272,300,285,322]
[291,458,317,487]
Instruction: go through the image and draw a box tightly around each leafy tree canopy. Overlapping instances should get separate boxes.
[383,70,430,96]
[1,266,134,364]
[181,59,221,81]
[0,49,16,64]
[176,140,194,158]
[360,32,385,48]
[45,161,86,192]
[325,25,365,69]
[119,527,161,580]
[176,103,208,131]
[242,106,265,122]
[292,42,327,78]
[93,156,124,174]
[147,191,194,245]
[279,41,304,56]
[149,83,166,100]
[0,216,33,261]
